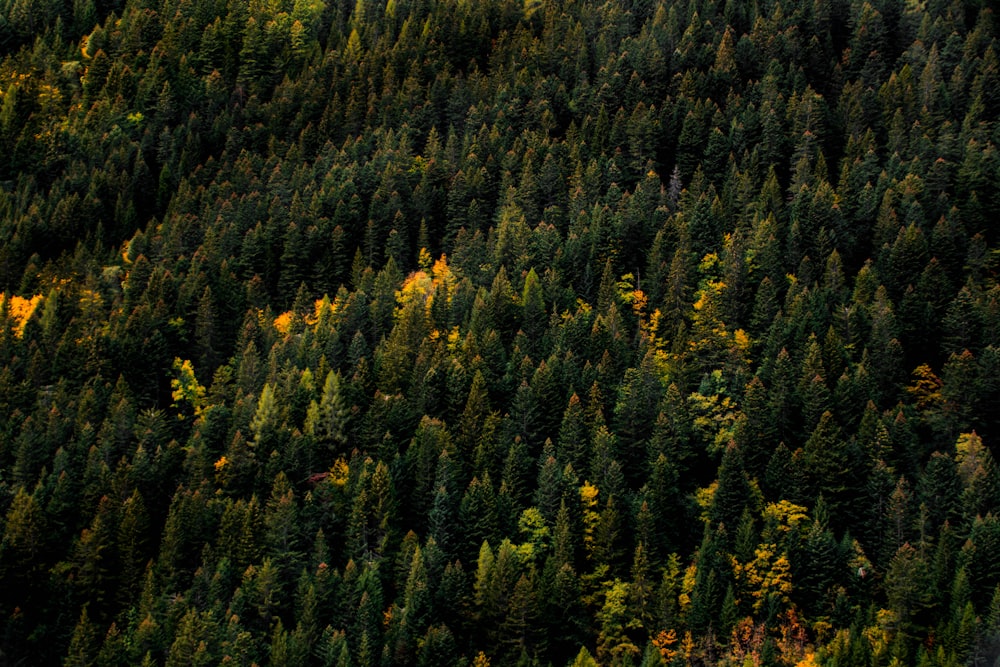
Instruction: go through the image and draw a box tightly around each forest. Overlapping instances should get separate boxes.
[0,0,999,664]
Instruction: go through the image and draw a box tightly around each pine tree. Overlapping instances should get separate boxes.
[558,393,589,473]
[710,443,753,537]
[308,370,350,456]
[461,475,500,564]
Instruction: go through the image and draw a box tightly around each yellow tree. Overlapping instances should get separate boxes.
[171,358,206,419]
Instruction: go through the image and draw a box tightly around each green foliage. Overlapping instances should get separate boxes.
[0,0,997,663]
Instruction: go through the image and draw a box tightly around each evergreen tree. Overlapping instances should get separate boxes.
[0,0,996,661]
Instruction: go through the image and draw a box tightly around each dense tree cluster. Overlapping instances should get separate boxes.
[1,0,1000,664]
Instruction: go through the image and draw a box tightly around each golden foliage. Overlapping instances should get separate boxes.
[418,247,433,270]
[906,363,944,410]
[732,543,794,613]
[694,481,718,523]
[680,630,696,663]
[446,326,462,351]
[763,500,810,534]
[329,458,350,488]
[273,310,294,335]
[652,629,678,662]
[733,328,751,352]
[171,358,206,418]
[864,608,897,659]
[955,431,988,484]
[396,269,434,314]
[0,293,43,338]
[679,563,697,613]
[795,652,821,667]
[580,481,600,557]
[689,388,738,454]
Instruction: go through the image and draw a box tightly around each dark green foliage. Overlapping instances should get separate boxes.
[0,0,997,664]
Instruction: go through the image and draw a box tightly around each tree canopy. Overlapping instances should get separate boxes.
[0,0,999,665]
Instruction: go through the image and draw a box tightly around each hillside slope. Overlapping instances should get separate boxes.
[1,0,999,665]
